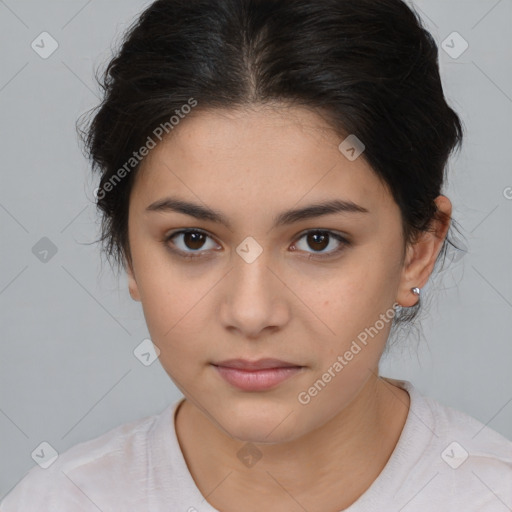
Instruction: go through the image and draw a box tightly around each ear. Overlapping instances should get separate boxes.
[125,257,141,302]
[396,195,452,307]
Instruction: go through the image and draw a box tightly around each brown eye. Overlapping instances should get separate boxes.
[182,231,207,250]
[292,230,349,259]
[306,232,329,251]
[164,229,219,259]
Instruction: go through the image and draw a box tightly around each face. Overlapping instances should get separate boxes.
[125,105,427,443]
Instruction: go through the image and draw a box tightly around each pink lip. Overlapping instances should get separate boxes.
[214,358,300,370]
[212,359,304,391]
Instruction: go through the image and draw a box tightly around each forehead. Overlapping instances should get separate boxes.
[132,105,395,220]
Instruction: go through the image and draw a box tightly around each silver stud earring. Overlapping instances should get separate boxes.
[411,287,420,296]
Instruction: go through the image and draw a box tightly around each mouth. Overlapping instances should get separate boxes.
[211,358,304,391]
[212,358,302,370]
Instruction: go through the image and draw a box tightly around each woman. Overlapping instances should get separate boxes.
[2,0,511,510]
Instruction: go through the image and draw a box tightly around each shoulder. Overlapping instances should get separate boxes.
[422,390,512,465]
[399,380,512,511]
[0,409,164,511]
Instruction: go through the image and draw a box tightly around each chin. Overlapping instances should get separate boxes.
[212,405,304,445]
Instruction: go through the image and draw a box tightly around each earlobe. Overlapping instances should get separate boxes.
[128,280,141,302]
[125,259,141,302]
[396,235,433,307]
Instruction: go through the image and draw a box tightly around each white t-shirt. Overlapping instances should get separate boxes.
[1,378,511,511]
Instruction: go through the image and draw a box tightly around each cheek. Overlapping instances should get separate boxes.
[296,275,395,420]
[129,229,193,334]
[138,284,206,388]
[138,270,202,341]
[296,247,400,362]
[133,256,218,373]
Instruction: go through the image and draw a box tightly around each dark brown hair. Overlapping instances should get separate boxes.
[78,0,465,333]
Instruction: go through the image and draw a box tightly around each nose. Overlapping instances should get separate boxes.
[219,250,290,340]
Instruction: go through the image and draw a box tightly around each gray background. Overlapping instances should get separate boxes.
[1,0,511,498]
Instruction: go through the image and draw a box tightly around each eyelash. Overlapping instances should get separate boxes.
[162,228,350,261]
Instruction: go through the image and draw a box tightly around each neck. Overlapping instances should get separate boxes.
[175,374,410,511]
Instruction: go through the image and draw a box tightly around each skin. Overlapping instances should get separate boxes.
[125,104,451,511]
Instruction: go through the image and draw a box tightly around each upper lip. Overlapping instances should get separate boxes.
[213,358,302,370]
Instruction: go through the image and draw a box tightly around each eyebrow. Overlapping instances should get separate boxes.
[145,196,369,229]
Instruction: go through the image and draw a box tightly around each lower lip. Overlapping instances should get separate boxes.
[213,365,303,391]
